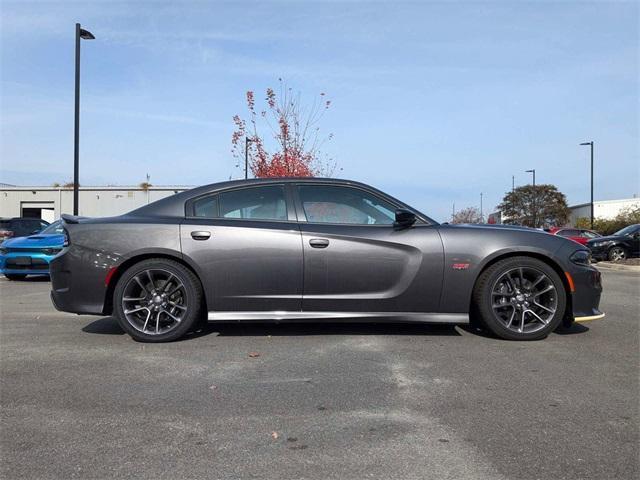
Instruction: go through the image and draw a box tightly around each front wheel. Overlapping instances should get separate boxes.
[608,246,627,262]
[113,258,204,342]
[473,256,566,340]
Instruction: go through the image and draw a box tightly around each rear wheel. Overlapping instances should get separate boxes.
[113,258,203,342]
[473,256,566,340]
[4,274,27,281]
[607,246,627,262]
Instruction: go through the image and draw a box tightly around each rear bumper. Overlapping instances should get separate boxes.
[50,248,110,315]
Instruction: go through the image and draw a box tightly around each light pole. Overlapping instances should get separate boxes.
[480,192,483,223]
[525,169,536,227]
[73,23,95,215]
[244,137,253,180]
[512,175,515,192]
[580,141,594,229]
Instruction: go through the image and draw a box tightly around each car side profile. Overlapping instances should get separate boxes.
[586,224,640,262]
[50,178,604,342]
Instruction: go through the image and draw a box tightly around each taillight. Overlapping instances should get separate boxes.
[62,228,70,247]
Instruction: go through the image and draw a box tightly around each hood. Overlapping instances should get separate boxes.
[587,234,624,244]
[1,234,65,249]
[445,223,547,234]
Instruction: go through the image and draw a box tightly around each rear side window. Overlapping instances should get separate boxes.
[219,186,287,221]
[557,229,579,237]
[190,186,288,221]
[193,195,219,218]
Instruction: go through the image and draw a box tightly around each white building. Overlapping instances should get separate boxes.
[0,185,192,222]
[568,197,640,225]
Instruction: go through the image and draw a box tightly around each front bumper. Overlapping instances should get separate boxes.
[568,264,604,321]
[0,252,55,276]
[587,244,610,261]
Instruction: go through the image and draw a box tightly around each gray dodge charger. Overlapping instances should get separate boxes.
[50,178,604,342]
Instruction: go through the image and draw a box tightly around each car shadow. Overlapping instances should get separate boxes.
[82,317,125,335]
[554,322,590,335]
[6,275,50,282]
[82,317,462,340]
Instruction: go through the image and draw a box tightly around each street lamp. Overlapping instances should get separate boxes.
[525,169,536,227]
[244,137,253,180]
[73,23,95,215]
[580,141,594,229]
[480,192,483,223]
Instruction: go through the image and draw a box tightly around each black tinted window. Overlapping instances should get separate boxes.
[558,229,579,237]
[219,185,287,221]
[298,185,396,225]
[193,195,219,218]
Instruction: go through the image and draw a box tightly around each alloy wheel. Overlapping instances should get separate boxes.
[490,267,558,334]
[609,247,626,262]
[121,268,188,335]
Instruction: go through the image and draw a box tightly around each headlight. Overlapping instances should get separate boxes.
[590,240,613,248]
[42,248,62,255]
[0,247,7,255]
[570,250,591,266]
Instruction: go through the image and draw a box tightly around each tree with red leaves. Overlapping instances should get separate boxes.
[232,80,337,178]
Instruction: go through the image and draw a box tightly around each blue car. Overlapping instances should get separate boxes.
[0,220,65,280]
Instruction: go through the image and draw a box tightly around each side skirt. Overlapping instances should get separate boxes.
[207,311,469,324]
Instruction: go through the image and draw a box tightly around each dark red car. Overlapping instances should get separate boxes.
[547,227,601,245]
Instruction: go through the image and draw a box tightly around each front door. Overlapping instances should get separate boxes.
[181,184,303,312]
[294,183,444,313]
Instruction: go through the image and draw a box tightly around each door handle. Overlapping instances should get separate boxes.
[309,238,330,248]
[191,231,211,241]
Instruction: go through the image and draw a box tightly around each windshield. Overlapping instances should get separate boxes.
[614,224,639,236]
[40,220,64,235]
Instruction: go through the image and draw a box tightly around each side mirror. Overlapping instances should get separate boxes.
[394,209,416,229]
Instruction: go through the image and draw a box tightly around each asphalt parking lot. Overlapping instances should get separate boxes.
[1,270,638,479]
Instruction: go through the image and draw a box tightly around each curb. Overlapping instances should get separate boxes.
[594,262,640,272]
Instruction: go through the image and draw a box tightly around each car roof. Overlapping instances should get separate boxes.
[127,177,436,224]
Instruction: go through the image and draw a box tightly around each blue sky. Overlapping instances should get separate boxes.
[1,0,638,221]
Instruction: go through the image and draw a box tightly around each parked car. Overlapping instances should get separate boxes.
[586,224,640,262]
[51,178,603,342]
[0,217,49,241]
[547,227,601,246]
[0,220,65,280]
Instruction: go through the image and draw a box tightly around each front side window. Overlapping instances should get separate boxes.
[219,185,287,221]
[557,229,579,237]
[298,185,397,225]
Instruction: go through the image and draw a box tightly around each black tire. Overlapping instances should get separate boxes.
[113,258,204,342]
[473,256,566,341]
[5,274,27,281]
[607,246,628,262]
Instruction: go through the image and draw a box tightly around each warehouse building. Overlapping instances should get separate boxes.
[0,185,192,221]
[568,197,640,225]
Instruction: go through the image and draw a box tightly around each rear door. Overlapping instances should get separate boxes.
[294,183,443,313]
[180,184,303,312]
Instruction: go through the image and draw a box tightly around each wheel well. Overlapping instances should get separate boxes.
[470,252,574,326]
[102,253,204,315]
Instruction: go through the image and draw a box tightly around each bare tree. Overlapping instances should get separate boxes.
[451,206,483,224]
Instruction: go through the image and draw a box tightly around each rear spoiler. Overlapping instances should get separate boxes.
[61,214,87,224]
